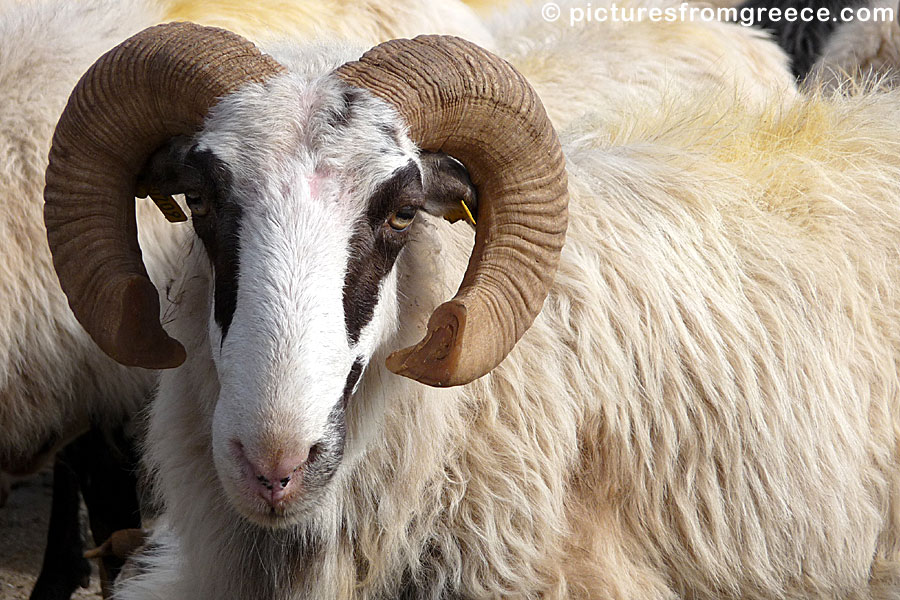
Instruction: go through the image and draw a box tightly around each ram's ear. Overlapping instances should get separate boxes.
[419,152,478,227]
[136,136,200,198]
[136,136,216,222]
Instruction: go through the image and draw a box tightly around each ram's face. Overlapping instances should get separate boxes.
[140,75,475,525]
[45,26,566,530]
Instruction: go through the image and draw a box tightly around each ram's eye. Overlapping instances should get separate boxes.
[185,193,210,217]
[387,206,417,231]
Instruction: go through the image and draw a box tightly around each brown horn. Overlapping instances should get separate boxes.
[44,22,285,369]
[336,36,568,387]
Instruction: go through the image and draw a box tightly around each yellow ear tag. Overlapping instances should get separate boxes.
[148,193,188,223]
[460,199,476,226]
[442,199,477,227]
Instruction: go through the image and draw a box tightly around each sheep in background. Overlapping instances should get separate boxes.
[0,1,173,596]
[489,0,797,129]
[811,0,900,89]
[0,0,164,496]
[0,0,494,597]
[738,0,900,87]
[41,11,900,599]
[162,0,494,51]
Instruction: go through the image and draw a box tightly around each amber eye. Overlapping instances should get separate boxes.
[387,206,417,231]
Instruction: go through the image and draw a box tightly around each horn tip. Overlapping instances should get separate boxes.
[99,277,187,370]
[108,335,186,371]
[386,302,471,387]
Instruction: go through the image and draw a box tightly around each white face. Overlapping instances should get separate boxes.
[180,72,426,526]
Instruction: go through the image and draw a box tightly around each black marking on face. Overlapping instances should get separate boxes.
[137,139,241,340]
[327,89,362,128]
[376,121,404,148]
[185,150,242,340]
[298,402,346,496]
[342,161,424,345]
[342,359,365,406]
[208,203,242,342]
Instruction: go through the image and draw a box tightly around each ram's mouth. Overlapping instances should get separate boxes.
[227,474,309,528]
[218,434,344,529]
[234,484,333,530]
[245,501,303,528]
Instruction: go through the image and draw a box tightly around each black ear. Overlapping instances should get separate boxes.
[136,136,202,198]
[137,136,225,220]
[419,152,478,227]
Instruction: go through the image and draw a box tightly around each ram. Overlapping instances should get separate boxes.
[0,0,491,473]
[0,0,491,597]
[39,12,900,600]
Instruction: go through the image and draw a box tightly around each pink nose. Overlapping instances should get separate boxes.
[233,442,309,507]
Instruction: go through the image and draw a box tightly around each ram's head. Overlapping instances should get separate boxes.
[44,24,567,525]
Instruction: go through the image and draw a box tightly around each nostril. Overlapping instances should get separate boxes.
[230,439,325,507]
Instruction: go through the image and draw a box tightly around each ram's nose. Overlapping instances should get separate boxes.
[232,441,311,507]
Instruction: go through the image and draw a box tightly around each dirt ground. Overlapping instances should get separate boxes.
[0,470,101,599]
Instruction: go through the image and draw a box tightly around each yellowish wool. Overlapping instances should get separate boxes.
[161,0,493,48]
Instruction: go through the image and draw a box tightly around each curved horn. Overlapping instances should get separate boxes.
[336,36,568,387]
[44,23,285,369]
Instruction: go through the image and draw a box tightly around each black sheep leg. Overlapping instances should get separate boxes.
[28,443,92,600]
[28,426,142,600]
[76,426,142,598]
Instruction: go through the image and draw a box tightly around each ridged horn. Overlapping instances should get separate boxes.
[336,36,568,387]
[44,22,285,369]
